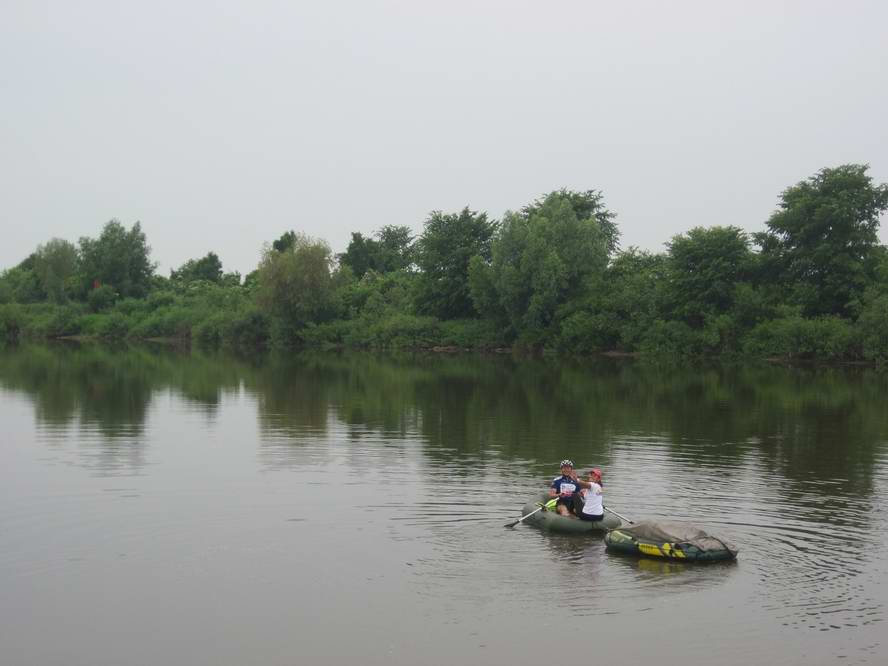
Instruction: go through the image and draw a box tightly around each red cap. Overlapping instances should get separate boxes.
[589,468,602,480]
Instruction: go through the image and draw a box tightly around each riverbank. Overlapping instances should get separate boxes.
[4,299,887,367]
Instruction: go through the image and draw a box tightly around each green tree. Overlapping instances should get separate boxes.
[469,190,610,344]
[171,252,224,284]
[415,207,497,319]
[33,239,80,303]
[522,189,619,256]
[272,231,298,253]
[666,226,753,326]
[0,258,44,303]
[561,248,668,352]
[339,226,415,278]
[256,234,336,338]
[339,232,379,279]
[79,220,155,298]
[375,225,415,273]
[756,164,888,317]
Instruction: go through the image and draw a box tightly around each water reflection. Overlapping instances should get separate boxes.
[2,344,888,488]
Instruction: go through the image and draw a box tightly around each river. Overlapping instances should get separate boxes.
[1,344,886,665]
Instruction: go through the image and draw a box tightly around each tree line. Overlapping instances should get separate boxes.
[2,164,888,361]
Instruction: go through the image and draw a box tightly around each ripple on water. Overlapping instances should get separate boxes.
[605,438,888,634]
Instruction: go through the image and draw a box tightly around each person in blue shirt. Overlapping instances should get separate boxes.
[548,459,589,516]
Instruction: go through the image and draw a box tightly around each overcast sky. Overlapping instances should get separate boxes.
[2,1,887,275]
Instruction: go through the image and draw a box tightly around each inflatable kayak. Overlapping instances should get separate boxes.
[605,521,738,562]
[519,494,622,534]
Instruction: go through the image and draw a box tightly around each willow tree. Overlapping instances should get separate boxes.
[256,233,336,340]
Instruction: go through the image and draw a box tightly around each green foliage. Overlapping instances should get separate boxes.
[0,304,23,342]
[32,238,79,303]
[743,315,858,360]
[220,271,241,287]
[3,166,887,361]
[114,297,151,317]
[0,280,12,305]
[96,313,131,340]
[256,234,336,342]
[756,164,888,317]
[127,308,193,340]
[436,318,503,348]
[79,220,155,298]
[338,232,376,279]
[0,264,44,303]
[171,252,224,284]
[147,290,176,309]
[471,190,610,344]
[361,313,440,348]
[522,188,620,257]
[638,319,703,358]
[556,311,612,354]
[375,225,415,273]
[272,231,298,253]
[567,249,667,352]
[339,226,415,278]
[856,293,888,361]
[225,310,270,348]
[193,306,270,349]
[731,282,778,331]
[666,226,753,326]
[28,304,84,338]
[298,319,353,349]
[88,285,118,312]
[193,313,229,347]
[414,207,497,319]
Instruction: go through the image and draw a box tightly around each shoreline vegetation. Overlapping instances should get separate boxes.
[3,164,888,363]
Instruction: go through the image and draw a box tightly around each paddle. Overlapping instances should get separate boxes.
[604,506,634,524]
[504,498,558,528]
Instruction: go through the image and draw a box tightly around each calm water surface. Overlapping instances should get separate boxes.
[2,344,887,665]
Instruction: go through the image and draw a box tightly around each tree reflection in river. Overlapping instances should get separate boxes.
[1,343,887,500]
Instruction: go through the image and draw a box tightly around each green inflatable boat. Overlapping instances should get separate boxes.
[605,521,738,562]
[519,494,622,534]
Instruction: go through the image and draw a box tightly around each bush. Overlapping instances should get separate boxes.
[87,285,117,312]
[223,310,269,348]
[193,314,226,347]
[300,319,354,348]
[27,304,84,338]
[638,319,703,357]
[856,294,888,362]
[0,281,13,305]
[74,313,105,336]
[556,311,620,354]
[97,313,130,340]
[362,313,440,348]
[115,297,150,317]
[147,290,176,310]
[127,306,194,339]
[742,316,858,360]
[436,318,503,348]
[0,304,23,342]
[700,313,742,355]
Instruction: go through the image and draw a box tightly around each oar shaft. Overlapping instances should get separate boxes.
[604,506,634,524]
[505,499,555,528]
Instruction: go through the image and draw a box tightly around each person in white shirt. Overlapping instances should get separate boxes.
[577,468,604,522]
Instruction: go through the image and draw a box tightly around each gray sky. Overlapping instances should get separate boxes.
[3,1,887,276]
